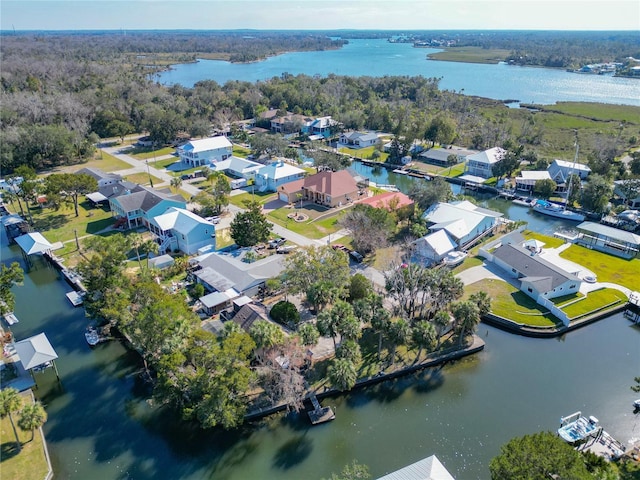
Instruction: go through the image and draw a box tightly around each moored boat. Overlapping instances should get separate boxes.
[558,411,600,443]
[85,326,108,347]
[512,196,536,207]
[533,200,585,222]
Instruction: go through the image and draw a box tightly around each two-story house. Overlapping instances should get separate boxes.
[148,207,215,254]
[177,137,233,167]
[464,147,505,179]
[108,185,185,230]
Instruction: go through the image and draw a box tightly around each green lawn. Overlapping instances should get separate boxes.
[79,151,131,172]
[464,278,560,327]
[150,157,179,169]
[437,162,466,178]
[561,288,628,320]
[129,146,175,160]
[233,145,251,158]
[29,201,114,243]
[427,46,511,64]
[268,208,344,239]
[451,255,484,274]
[229,191,276,208]
[122,172,163,187]
[0,392,50,480]
[522,230,565,249]
[559,245,640,290]
[338,146,389,162]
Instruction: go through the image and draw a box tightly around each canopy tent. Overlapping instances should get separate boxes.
[86,191,109,204]
[15,232,53,255]
[14,332,59,372]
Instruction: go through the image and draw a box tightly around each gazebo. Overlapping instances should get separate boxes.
[14,232,53,270]
[14,332,60,383]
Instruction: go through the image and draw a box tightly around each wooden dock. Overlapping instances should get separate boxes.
[307,392,335,425]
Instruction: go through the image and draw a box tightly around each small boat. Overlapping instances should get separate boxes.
[558,411,600,443]
[533,200,585,222]
[512,196,536,207]
[3,312,19,325]
[443,251,467,267]
[85,326,108,347]
[634,399,640,409]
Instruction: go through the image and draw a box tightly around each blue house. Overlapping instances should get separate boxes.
[255,160,306,192]
[149,207,215,254]
[108,185,185,230]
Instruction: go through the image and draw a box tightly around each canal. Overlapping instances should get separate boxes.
[2,208,639,479]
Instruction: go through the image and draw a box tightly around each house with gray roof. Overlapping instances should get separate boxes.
[338,131,379,149]
[108,185,185,230]
[490,239,581,301]
[419,147,477,166]
[76,167,123,189]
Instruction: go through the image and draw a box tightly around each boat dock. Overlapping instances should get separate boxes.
[65,291,84,307]
[307,392,335,425]
[558,411,627,460]
[624,291,640,324]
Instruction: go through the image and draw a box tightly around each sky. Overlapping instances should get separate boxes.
[1,0,639,31]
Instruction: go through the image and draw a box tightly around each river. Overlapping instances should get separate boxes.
[157,39,640,106]
[3,211,639,479]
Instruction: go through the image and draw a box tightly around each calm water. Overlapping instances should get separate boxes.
[157,39,640,106]
[3,215,640,479]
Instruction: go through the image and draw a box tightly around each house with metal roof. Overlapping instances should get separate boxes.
[576,221,640,258]
[377,455,455,480]
[338,131,379,149]
[212,155,264,180]
[149,207,215,254]
[255,160,306,192]
[548,159,591,183]
[419,146,477,166]
[464,147,505,178]
[108,185,186,230]
[515,170,552,192]
[76,167,123,189]
[413,229,458,264]
[177,136,233,167]
[422,200,503,248]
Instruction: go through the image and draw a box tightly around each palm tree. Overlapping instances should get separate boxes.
[249,320,284,362]
[327,357,357,391]
[469,291,491,317]
[432,310,451,349]
[17,402,47,443]
[387,318,411,366]
[412,320,437,363]
[140,239,160,269]
[371,308,391,361]
[452,301,481,347]
[170,176,183,192]
[0,387,23,451]
[316,310,339,349]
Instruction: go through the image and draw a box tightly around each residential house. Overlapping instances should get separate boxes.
[418,147,476,166]
[148,207,215,254]
[270,113,313,134]
[76,167,123,190]
[614,180,640,208]
[255,161,306,192]
[413,229,458,264]
[489,238,581,301]
[177,136,233,167]
[277,170,360,207]
[199,290,236,316]
[359,191,414,216]
[422,200,503,249]
[575,221,640,259]
[231,303,270,331]
[108,185,185,230]
[515,170,552,192]
[148,254,175,270]
[213,156,264,181]
[338,131,379,149]
[305,116,338,138]
[192,250,287,298]
[464,147,505,179]
[548,159,591,183]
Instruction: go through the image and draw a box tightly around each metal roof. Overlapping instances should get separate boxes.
[377,455,455,480]
[15,232,53,255]
[577,221,640,245]
[14,332,58,370]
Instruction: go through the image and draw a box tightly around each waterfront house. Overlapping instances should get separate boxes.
[464,147,505,179]
[305,116,338,138]
[418,146,476,166]
[422,200,503,249]
[377,454,455,480]
[212,155,264,181]
[413,229,458,264]
[177,136,233,167]
[359,191,414,216]
[515,170,552,192]
[548,159,591,183]
[277,170,359,207]
[270,113,313,134]
[76,167,123,190]
[109,185,185,230]
[149,207,215,255]
[575,221,640,259]
[255,160,306,192]
[338,131,379,149]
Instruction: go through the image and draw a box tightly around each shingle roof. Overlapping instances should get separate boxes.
[359,191,414,210]
[76,167,122,182]
[111,186,184,213]
[232,303,268,331]
[301,170,358,197]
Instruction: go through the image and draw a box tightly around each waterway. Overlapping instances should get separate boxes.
[3,215,639,479]
[157,39,640,106]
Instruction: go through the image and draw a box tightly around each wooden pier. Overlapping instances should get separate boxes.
[307,392,335,425]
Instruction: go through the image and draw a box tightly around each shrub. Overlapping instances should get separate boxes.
[270,300,300,327]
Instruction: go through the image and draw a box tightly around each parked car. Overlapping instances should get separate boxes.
[349,250,364,263]
[205,216,220,224]
[268,237,286,249]
[276,245,297,254]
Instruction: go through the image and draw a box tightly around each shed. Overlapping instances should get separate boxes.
[148,254,175,270]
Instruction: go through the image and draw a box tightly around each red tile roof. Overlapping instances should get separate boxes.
[358,191,414,211]
[280,170,358,197]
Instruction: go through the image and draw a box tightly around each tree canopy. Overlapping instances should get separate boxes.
[230,200,272,247]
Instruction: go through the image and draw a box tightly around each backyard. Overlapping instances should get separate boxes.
[559,244,640,290]
[29,201,114,244]
[522,230,566,249]
[560,288,628,320]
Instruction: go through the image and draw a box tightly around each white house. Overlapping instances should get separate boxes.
[548,159,591,183]
[339,131,379,149]
[422,200,503,248]
[255,161,306,192]
[514,170,552,192]
[177,136,233,167]
[413,229,458,264]
[76,167,123,189]
[149,207,215,254]
[213,156,264,181]
[464,147,505,179]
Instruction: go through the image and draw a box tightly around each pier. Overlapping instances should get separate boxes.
[307,392,335,425]
[624,291,640,324]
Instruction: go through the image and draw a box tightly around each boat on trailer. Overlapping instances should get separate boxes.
[443,251,468,267]
[558,411,600,443]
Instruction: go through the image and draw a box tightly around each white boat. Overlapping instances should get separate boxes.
[533,200,585,222]
[512,196,536,207]
[557,411,600,443]
[3,312,19,325]
[634,399,640,409]
[443,251,467,267]
[85,326,108,347]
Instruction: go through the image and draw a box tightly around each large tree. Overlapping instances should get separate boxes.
[17,402,47,443]
[407,176,452,211]
[424,114,457,147]
[581,174,613,214]
[0,262,24,315]
[412,320,437,362]
[328,357,357,392]
[283,246,350,300]
[451,301,481,346]
[489,431,595,480]
[338,204,393,254]
[0,388,23,452]
[230,200,272,247]
[44,172,98,217]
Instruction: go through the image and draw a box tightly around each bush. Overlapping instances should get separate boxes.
[270,300,300,327]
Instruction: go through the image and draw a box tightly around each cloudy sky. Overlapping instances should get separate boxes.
[1,0,638,31]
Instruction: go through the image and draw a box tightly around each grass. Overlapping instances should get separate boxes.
[229,191,276,208]
[559,245,640,290]
[464,278,560,327]
[129,146,175,160]
[427,46,512,64]
[233,145,251,158]
[214,227,235,249]
[522,230,565,249]
[0,392,50,480]
[560,288,628,320]
[122,172,163,187]
[437,162,466,177]
[525,102,640,125]
[451,255,484,274]
[338,146,389,162]
[76,151,131,172]
[29,201,114,243]
[150,157,179,169]
[268,208,344,239]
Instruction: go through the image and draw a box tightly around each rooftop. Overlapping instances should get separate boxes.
[466,146,505,165]
[179,136,232,153]
[577,221,640,245]
[153,207,213,235]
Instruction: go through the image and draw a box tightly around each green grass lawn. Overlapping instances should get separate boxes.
[559,245,640,290]
[451,255,484,274]
[268,208,344,239]
[338,146,389,162]
[561,288,628,320]
[233,145,251,157]
[0,392,50,480]
[437,162,466,177]
[122,172,163,187]
[464,278,560,327]
[229,191,276,208]
[129,146,175,160]
[522,230,566,249]
[80,151,131,172]
[151,157,179,169]
[29,201,114,243]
